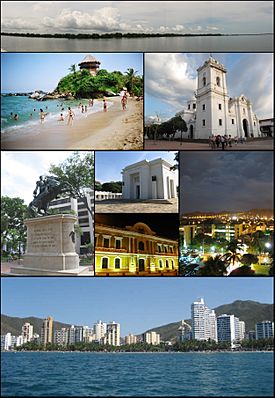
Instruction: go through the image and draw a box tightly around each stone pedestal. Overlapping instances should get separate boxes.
[10,214,88,276]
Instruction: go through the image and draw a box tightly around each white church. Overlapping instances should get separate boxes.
[176,56,260,139]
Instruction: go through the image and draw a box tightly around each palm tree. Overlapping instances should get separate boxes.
[196,255,227,276]
[222,239,244,273]
[125,68,138,96]
[69,64,77,74]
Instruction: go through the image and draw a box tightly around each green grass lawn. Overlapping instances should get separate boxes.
[252,263,271,275]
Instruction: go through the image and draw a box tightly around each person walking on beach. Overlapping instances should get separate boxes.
[85,105,88,113]
[67,107,75,126]
[39,109,45,124]
[81,105,84,114]
[121,95,127,110]
[103,99,107,112]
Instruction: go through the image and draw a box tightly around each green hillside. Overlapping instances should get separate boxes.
[55,68,143,99]
[1,315,72,336]
[144,300,273,341]
[214,300,274,331]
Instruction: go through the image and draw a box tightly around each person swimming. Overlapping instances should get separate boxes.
[39,109,45,124]
[58,113,65,122]
[14,114,19,120]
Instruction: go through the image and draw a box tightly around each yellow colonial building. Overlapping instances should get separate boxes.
[95,222,178,276]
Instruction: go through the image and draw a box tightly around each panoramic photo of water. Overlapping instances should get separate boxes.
[1,352,274,396]
[1,34,273,53]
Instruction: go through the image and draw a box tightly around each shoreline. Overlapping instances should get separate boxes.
[1,97,143,150]
[1,32,273,40]
[3,350,273,354]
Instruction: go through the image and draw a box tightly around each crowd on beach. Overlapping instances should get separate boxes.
[7,93,129,128]
[208,134,247,150]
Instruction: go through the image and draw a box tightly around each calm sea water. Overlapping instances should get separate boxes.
[1,34,273,52]
[1,96,104,135]
[1,352,274,396]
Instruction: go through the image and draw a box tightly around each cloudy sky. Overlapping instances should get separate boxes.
[145,53,273,122]
[1,151,91,204]
[180,151,273,214]
[1,1,273,34]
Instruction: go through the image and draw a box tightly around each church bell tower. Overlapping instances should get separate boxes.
[195,56,229,137]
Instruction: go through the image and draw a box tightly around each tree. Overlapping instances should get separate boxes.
[1,196,28,255]
[49,152,94,217]
[223,240,244,267]
[125,68,138,96]
[101,181,122,193]
[196,255,227,276]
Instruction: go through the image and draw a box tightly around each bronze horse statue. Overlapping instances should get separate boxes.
[28,176,74,217]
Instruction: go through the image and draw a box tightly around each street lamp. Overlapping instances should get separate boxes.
[265,242,271,249]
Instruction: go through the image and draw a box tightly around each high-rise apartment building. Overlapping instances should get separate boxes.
[256,321,274,340]
[94,320,107,342]
[49,190,94,255]
[21,322,33,344]
[191,298,217,341]
[104,322,120,346]
[125,333,137,345]
[143,331,160,345]
[217,314,240,347]
[41,316,53,346]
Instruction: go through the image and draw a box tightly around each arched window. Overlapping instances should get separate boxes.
[159,260,163,268]
[102,257,108,269]
[203,77,206,86]
[166,260,169,268]
[115,258,121,269]
[171,260,174,269]
[138,241,145,250]
[216,76,220,86]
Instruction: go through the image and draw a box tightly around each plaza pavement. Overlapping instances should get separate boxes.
[95,198,178,213]
[144,139,274,150]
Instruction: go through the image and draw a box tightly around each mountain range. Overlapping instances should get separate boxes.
[1,300,273,341]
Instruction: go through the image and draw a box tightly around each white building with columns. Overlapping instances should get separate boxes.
[176,56,260,139]
[122,158,177,200]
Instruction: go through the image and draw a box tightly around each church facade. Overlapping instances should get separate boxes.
[176,57,260,139]
[122,158,177,200]
[95,222,178,276]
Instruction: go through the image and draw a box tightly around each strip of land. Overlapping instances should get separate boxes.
[1,97,143,150]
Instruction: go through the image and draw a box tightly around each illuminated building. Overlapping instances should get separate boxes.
[95,222,178,276]
[211,223,243,242]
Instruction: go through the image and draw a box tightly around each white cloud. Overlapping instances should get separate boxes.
[1,151,77,203]
[145,53,273,120]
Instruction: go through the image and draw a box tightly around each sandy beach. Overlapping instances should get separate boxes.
[1,97,143,150]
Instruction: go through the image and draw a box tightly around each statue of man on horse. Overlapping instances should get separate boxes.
[28,175,74,217]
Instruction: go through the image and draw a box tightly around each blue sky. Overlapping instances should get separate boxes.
[1,278,273,336]
[2,2,273,34]
[95,151,177,183]
[145,53,273,121]
[1,53,143,93]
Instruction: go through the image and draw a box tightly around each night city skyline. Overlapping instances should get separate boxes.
[180,151,273,214]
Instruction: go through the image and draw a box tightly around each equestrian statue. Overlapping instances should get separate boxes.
[28,175,74,217]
